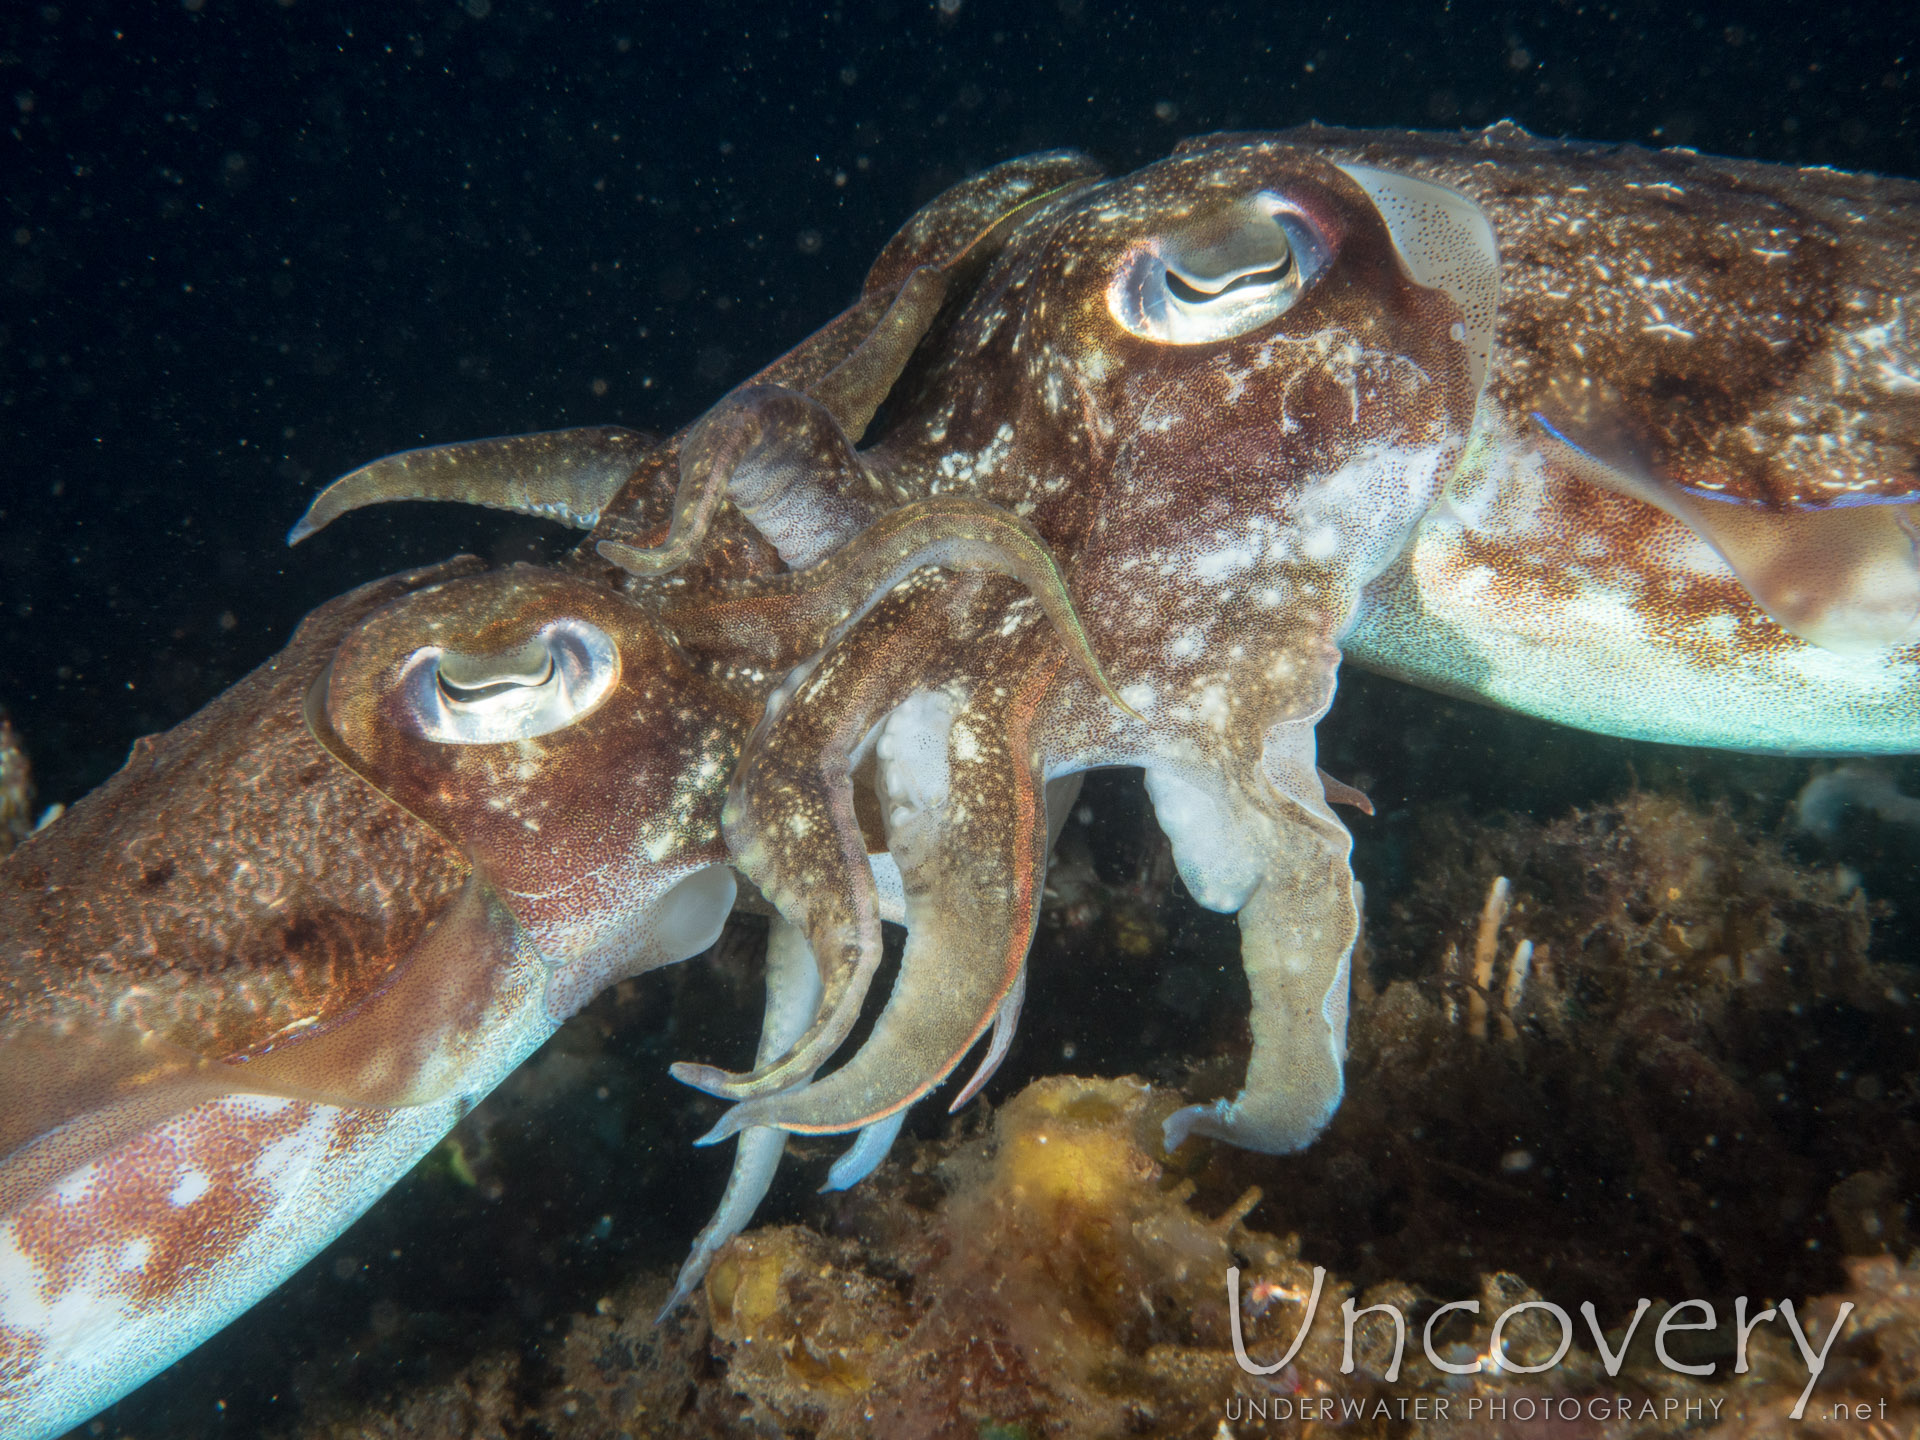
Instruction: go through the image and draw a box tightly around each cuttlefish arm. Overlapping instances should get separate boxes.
[287,426,656,545]
[662,488,1138,723]
[284,156,1105,566]
[657,914,818,1320]
[698,642,1061,1142]
[601,172,1096,577]
[669,577,957,1105]
[670,507,1129,1107]
[1146,751,1357,1154]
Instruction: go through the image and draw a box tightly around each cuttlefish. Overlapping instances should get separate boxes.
[311,139,1493,1185]
[8,123,1918,1436]
[0,509,1119,1437]
[0,560,747,1438]
[315,124,1916,1226]
[1302,123,1920,752]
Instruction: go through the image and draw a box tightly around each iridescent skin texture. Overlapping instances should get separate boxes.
[5,126,1916,1438]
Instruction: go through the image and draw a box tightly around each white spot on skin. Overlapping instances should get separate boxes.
[1699,612,1738,640]
[1169,632,1201,659]
[1119,682,1157,715]
[169,1170,210,1207]
[1191,682,1233,732]
[118,1238,152,1272]
[1191,541,1261,580]
[948,722,982,764]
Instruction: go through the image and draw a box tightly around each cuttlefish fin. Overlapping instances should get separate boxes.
[0,1026,225,1220]
[287,426,654,545]
[1534,413,1920,655]
[665,493,1144,723]
[228,873,540,1109]
[0,875,530,1220]
[698,657,1056,1143]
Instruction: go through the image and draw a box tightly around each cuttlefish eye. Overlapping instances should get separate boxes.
[1107,191,1329,345]
[402,617,619,744]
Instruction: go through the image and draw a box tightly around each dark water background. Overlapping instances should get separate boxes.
[5,0,1917,807]
[4,2,1918,1435]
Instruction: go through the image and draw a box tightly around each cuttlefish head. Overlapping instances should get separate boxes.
[900,140,1493,637]
[317,566,747,1020]
[935,142,1493,753]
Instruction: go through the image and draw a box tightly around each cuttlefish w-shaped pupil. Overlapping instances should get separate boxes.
[1163,210,1295,297]
[1165,249,1293,301]
[436,639,554,704]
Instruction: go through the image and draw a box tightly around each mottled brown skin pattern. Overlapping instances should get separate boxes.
[3,558,764,1438]
[0,562,477,1204]
[1282,122,1920,508]
[1299,125,1920,748]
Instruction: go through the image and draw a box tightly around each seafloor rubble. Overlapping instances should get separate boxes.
[162,684,1915,1440]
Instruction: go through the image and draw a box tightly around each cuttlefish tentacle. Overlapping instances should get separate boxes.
[698,649,1060,1142]
[662,848,920,1315]
[662,492,1143,722]
[286,426,655,545]
[947,961,1027,1113]
[657,913,818,1319]
[597,262,954,578]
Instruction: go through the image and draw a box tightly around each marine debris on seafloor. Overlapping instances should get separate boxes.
[256,779,1920,1440]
